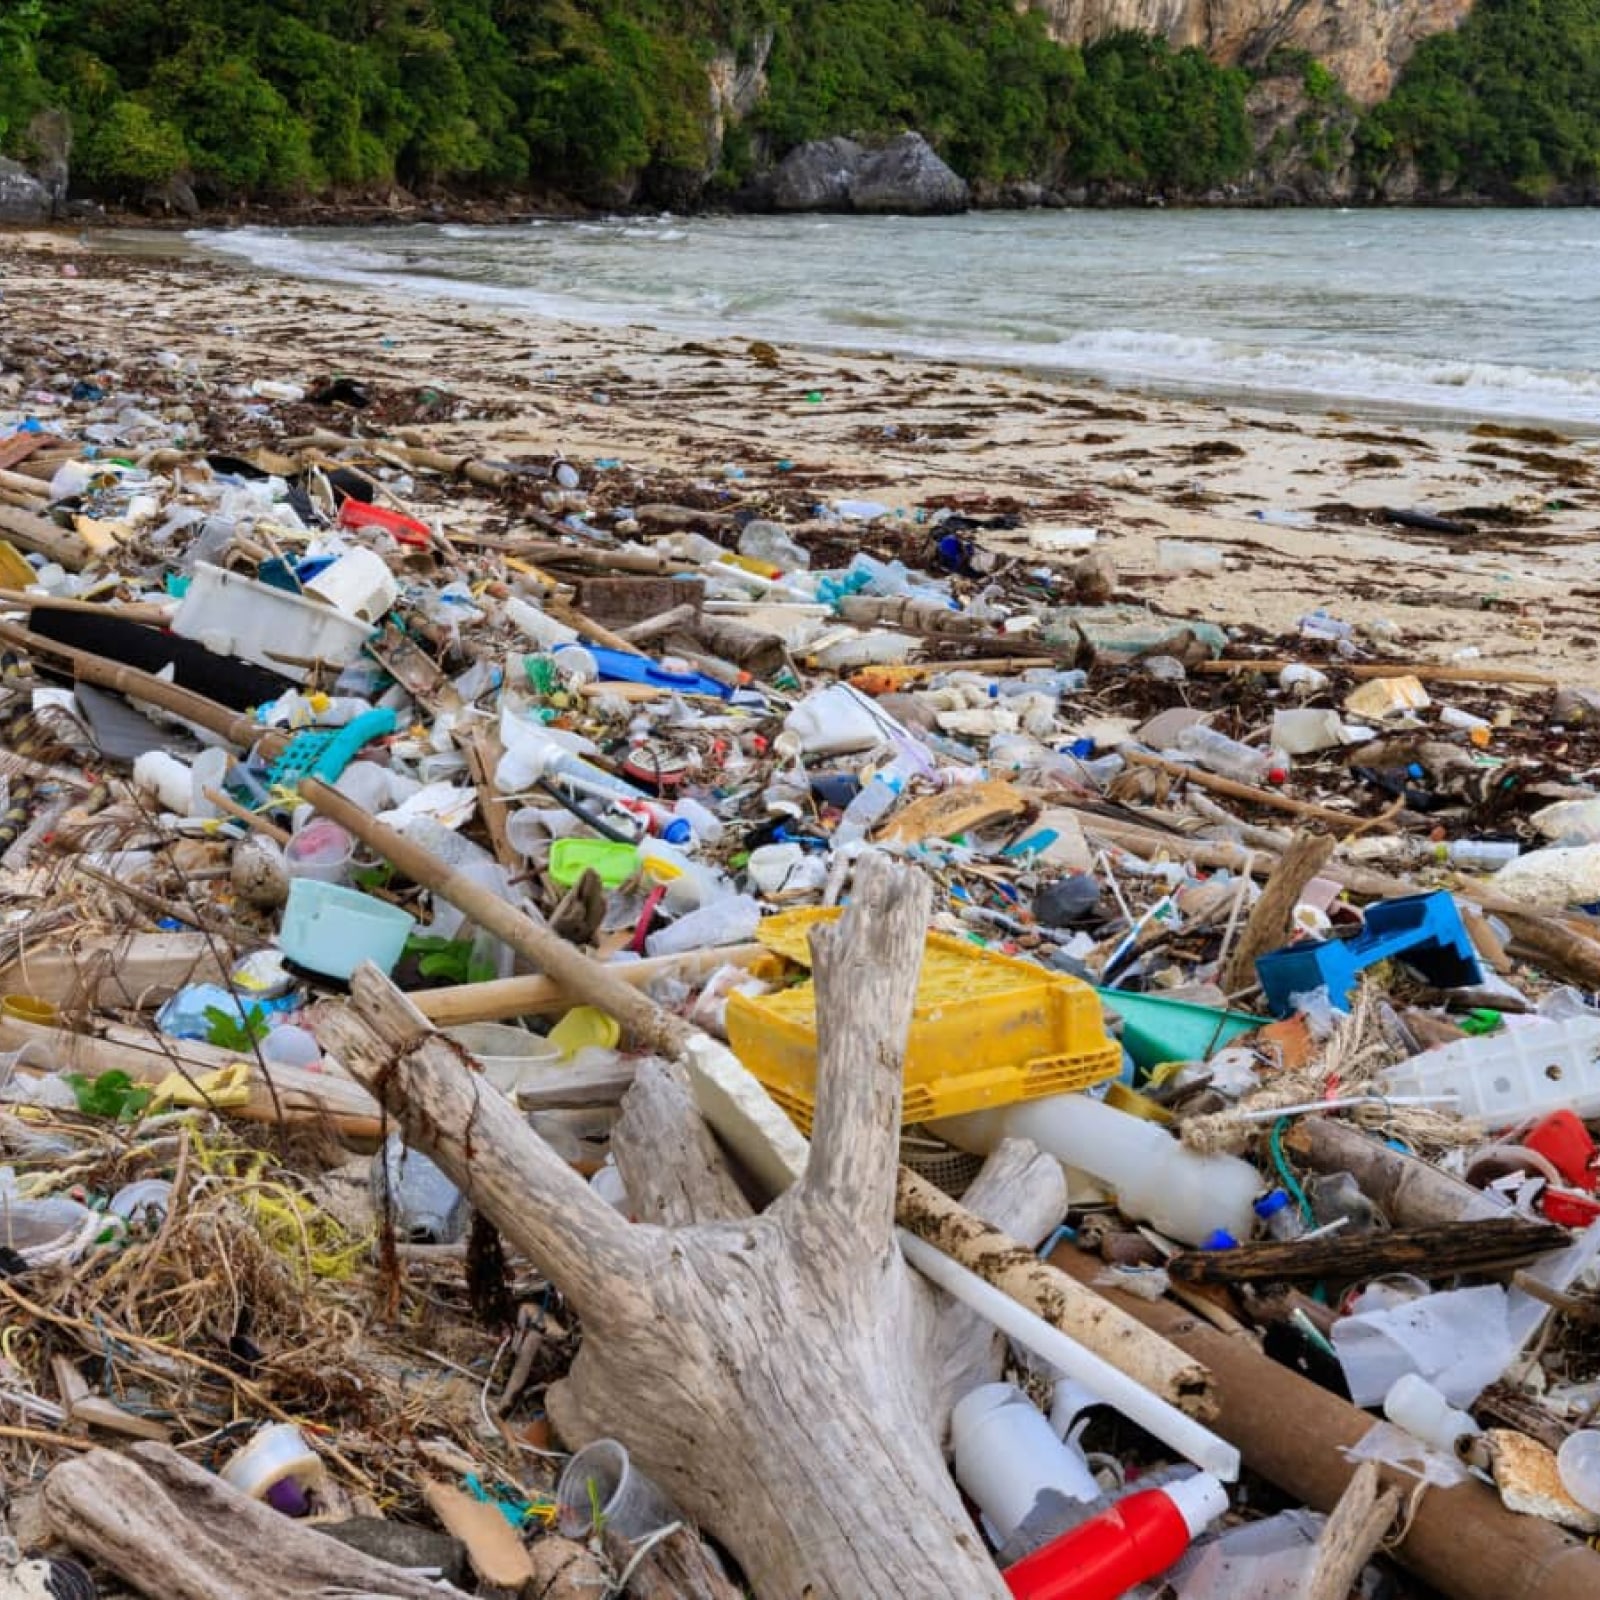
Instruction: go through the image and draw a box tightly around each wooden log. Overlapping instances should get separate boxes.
[1050,1241,1600,1600]
[527,1537,610,1600]
[0,504,90,570]
[601,1524,743,1600]
[620,601,703,644]
[682,611,788,675]
[895,1165,1214,1417]
[314,860,1014,1598]
[1221,830,1336,994]
[44,1442,472,1599]
[1168,1217,1568,1285]
[1284,1119,1508,1227]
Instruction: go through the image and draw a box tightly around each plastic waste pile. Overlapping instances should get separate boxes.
[5,328,1600,1600]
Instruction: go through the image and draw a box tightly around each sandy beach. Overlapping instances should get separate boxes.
[3,227,1596,677]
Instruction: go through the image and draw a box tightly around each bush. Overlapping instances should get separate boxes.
[75,98,188,189]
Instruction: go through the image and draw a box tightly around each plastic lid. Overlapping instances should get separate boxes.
[1162,1472,1230,1539]
[1254,1190,1291,1219]
[660,818,692,845]
[1199,1229,1239,1250]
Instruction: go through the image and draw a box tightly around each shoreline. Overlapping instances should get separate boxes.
[3,227,1598,677]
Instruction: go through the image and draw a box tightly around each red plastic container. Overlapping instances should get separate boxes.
[1524,1110,1598,1192]
[1003,1474,1227,1600]
[337,498,432,548]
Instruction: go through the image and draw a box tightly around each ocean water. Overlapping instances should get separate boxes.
[190,209,1600,428]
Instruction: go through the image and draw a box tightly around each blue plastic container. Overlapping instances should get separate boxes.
[1255,891,1480,1016]
[279,879,415,981]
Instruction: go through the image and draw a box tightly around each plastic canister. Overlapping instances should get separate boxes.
[783,682,901,757]
[220,1422,326,1516]
[284,819,355,884]
[930,1094,1260,1248]
[952,1383,1099,1543]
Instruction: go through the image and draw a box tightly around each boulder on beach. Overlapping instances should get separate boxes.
[0,158,52,225]
[764,132,967,215]
[850,133,969,214]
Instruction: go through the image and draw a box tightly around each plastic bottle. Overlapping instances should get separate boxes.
[1002,1472,1229,1600]
[738,519,810,571]
[1383,1373,1481,1453]
[1253,1189,1306,1241]
[931,1095,1261,1248]
[373,1136,467,1244]
[644,894,762,958]
[833,754,916,847]
[1175,725,1287,785]
[1436,839,1520,872]
[504,595,579,650]
[656,531,726,565]
[1252,509,1317,529]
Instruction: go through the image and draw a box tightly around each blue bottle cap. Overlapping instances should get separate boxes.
[1254,1190,1291,1219]
[1200,1229,1239,1250]
[660,818,692,845]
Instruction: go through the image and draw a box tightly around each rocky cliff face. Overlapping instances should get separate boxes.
[1029,0,1472,104]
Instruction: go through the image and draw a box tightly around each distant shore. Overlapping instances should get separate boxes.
[3,227,1597,676]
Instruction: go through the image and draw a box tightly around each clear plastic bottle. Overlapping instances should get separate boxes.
[1175,725,1286,785]
[1253,1189,1306,1241]
[373,1135,467,1244]
[737,519,810,571]
[833,755,916,847]
[1436,839,1520,872]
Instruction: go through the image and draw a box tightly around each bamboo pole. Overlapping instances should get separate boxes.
[1122,749,1396,834]
[1196,659,1557,688]
[1051,1240,1600,1600]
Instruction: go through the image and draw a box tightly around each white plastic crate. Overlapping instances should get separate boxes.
[172,563,374,682]
[1380,1016,1600,1129]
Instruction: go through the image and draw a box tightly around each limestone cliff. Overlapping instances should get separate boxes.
[1029,0,1472,105]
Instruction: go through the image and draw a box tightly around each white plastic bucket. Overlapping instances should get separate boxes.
[444,1022,562,1095]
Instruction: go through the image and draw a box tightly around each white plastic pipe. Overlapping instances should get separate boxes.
[897,1230,1241,1481]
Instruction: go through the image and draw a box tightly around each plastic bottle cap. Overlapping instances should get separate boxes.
[660,818,692,845]
[1253,1190,1291,1219]
[1199,1229,1239,1250]
[1163,1472,1231,1538]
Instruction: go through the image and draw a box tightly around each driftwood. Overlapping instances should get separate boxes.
[1051,1241,1600,1600]
[0,503,90,571]
[44,1441,471,1599]
[314,860,1016,1598]
[894,1165,1213,1417]
[1168,1217,1568,1285]
[1196,658,1558,688]
[1221,830,1335,995]
[1301,1462,1401,1600]
[1124,749,1395,834]
[600,1523,743,1600]
[1284,1119,1508,1227]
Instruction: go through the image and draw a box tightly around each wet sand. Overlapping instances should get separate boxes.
[2,227,1596,678]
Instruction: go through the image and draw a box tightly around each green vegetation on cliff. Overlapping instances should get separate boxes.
[6,0,1254,204]
[1358,0,1600,197]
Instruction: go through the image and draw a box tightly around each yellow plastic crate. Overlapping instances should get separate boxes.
[727,909,1120,1132]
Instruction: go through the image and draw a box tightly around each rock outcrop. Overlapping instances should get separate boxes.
[763,133,968,214]
[0,158,52,224]
[1028,0,1472,105]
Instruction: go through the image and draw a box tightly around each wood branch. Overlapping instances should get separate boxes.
[1302,1461,1401,1600]
[411,945,764,1026]
[1197,658,1557,688]
[798,858,931,1239]
[1284,1120,1508,1227]
[1222,831,1335,994]
[1502,911,1600,991]
[464,729,520,874]
[1123,749,1395,834]
[0,1013,382,1138]
[1051,1241,1600,1600]
[1168,1217,1567,1285]
[896,1165,1214,1417]
[680,611,788,675]
[0,930,225,1009]
[44,1442,472,1599]
[527,1537,610,1599]
[620,601,702,644]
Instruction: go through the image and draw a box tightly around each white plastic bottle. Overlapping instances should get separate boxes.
[931,1094,1262,1248]
[1383,1373,1480,1453]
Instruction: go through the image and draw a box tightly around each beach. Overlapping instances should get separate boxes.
[3,225,1596,676]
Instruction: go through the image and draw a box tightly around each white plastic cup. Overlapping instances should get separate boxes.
[556,1439,679,1540]
[951,1382,1099,1542]
[284,819,355,884]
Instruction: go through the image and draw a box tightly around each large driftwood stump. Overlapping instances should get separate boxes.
[317,857,1025,1598]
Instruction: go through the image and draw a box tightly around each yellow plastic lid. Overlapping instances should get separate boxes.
[549,1005,622,1058]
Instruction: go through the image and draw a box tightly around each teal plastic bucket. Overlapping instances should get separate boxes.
[280,879,416,980]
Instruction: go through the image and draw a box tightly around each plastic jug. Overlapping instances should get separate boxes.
[931,1094,1261,1248]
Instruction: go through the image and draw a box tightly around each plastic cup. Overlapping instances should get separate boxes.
[444,1022,562,1095]
[556,1439,679,1540]
[1558,1430,1600,1513]
[284,819,355,885]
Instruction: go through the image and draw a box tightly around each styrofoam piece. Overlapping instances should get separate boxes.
[172,563,374,681]
[1379,1015,1600,1128]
